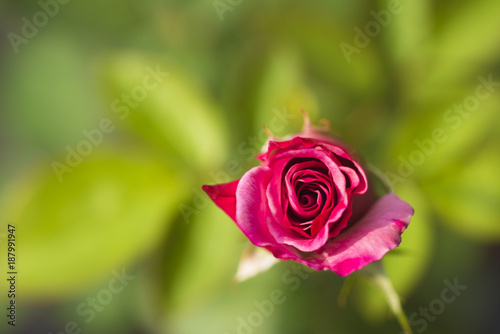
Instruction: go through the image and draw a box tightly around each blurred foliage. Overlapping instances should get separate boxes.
[1,0,499,333]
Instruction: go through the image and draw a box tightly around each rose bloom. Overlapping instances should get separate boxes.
[203,112,414,276]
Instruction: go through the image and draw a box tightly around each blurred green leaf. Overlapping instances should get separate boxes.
[0,149,189,299]
[253,47,318,136]
[3,31,100,149]
[382,0,432,103]
[425,0,500,88]
[165,262,286,334]
[101,53,229,171]
[383,91,500,181]
[63,0,150,40]
[269,7,385,97]
[383,0,432,64]
[161,203,244,313]
[423,144,500,242]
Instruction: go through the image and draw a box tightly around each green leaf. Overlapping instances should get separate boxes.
[2,31,100,150]
[423,144,500,242]
[382,0,432,64]
[161,203,244,313]
[100,53,229,171]
[383,92,500,181]
[164,261,286,334]
[0,149,190,299]
[244,3,382,96]
[276,11,384,96]
[424,0,500,88]
[252,47,319,137]
[381,0,432,101]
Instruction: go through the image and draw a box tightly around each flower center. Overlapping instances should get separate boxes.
[283,158,334,237]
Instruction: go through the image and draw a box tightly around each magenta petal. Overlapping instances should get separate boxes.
[204,168,294,260]
[235,166,280,247]
[202,180,240,221]
[297,193,414,276]
[265,148,348,252]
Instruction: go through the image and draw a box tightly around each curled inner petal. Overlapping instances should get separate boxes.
[265,145,349,253]
[281,158,336,237]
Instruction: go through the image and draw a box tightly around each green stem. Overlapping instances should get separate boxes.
[358,262,413,334]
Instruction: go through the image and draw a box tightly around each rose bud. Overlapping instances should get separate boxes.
[203,111,414,276]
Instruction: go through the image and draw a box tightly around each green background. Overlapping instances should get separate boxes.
[0,0,499,333]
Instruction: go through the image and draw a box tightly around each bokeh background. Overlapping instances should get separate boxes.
[1,0,500,333]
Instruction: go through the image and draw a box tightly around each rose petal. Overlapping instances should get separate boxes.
[202,180,240,221]
[258,137,304,162]
[235,166,279,248]
[347,179,377,224]
[204,168,296,261]
[295,193,414,276]
[266,148,348,252]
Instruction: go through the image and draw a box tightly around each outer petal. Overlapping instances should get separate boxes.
[204,169,295,261]
[202,179,240,221]
[235,166,279,247]
[296,193,414,276]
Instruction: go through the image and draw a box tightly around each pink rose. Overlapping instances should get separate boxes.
[203,113,414,276]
